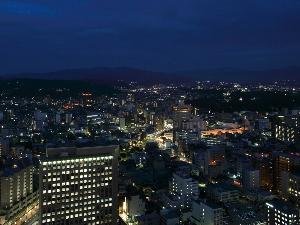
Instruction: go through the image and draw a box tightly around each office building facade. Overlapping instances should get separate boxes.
[39,146,118,225]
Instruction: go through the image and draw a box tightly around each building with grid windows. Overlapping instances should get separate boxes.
[266,199,299,225]
[190,199,224,225]
[39,145,119,225]
[168,170,199,209]
[0,158,38,225]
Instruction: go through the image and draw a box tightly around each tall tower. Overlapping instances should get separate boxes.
[39,145,119,225]
[273,154,291,194]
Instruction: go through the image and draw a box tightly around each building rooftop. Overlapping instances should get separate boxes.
[43,145,118,160]
[267,199,298,214]
[1,157,32,177]
[196,199,223,210]
[207,183,239,192]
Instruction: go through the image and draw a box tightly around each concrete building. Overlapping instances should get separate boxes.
[207,183,239,203]
[0,164,33,209]
[39,145,119,225]
[288,172,300,203]
[173,105,192,130]
[190,200,224,225]
[119,117,126,130]
[160,209,179,225]
[266,199,299,225]
[279,171,300,202]
[0,160,38,225]
[242,168,260,190]
[204,147,226,178]
[259,160,273,189]
[119,194,146,224]
[272,115,300,144]
[169,171,199,209]
[273,153,293,194]
[0,138,10,159]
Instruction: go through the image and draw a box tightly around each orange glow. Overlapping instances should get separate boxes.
[201,127,247,136]
[210,160,217,166]
[63,103,74,109]
[233,180,241,187]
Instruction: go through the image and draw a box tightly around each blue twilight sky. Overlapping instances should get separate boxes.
[0,0,300,74]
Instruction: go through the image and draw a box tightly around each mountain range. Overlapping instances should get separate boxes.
[1,67,300,84]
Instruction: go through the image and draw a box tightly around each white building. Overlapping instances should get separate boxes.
[120,194,146,224]
[169,171,199,209]
[207,183,239,203]
[190,200,224,225]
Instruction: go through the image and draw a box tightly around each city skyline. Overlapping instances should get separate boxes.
[1,1,300,225]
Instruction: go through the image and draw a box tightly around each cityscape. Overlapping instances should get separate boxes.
[0,79,299,224]
[1,0,300,225]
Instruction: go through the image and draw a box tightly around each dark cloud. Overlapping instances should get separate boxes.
[0,0,300,74]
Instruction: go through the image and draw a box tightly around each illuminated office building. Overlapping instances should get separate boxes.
[0,159,38,225]
[266,199,299,225]
[39,145,118,225]
[288,173,300,203]
[272,115,300,144]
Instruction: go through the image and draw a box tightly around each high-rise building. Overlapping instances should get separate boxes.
[288,172,300,203]
[279,172,300,202]
[1,163,33,209]
[266,199,299,225]
[273,153,292,194]
[39,145,119,225]
[273,153,300,196]
[0,159,38,225]
[173,105,192,130]
[169,171,199,209]
[259,160,273,189]
[272,115,300,144]
[242,168,260,190]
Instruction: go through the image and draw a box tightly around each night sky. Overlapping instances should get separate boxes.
[1,0,300,75]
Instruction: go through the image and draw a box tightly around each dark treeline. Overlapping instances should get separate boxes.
[187,90,300,112]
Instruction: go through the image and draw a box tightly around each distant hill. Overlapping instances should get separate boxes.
[1,67,190,85]
[0,79,118,98]
[177,67,300,83]
[1,66,300,84]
